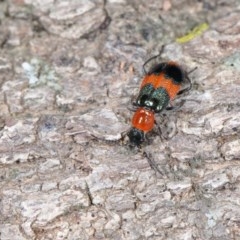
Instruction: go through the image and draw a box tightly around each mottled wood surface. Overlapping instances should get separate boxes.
[0,0,240,239]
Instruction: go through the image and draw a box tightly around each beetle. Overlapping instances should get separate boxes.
[127,57,193,147]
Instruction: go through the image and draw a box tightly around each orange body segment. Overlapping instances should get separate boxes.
[131,108,155,132]
[140,73,181,100]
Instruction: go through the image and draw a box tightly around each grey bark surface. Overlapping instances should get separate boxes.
[0,0,240,239]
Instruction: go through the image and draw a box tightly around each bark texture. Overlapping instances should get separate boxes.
[0,0,240,239]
